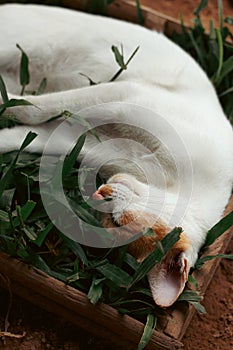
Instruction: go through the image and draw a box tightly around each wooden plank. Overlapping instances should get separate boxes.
[164,197,233,340]
[0,252,183,350]
[61,0,184,35]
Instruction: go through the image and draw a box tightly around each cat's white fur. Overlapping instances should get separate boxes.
[0,4,233,306]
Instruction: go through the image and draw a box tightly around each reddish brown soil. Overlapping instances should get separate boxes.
[0,1,233,350]
[183,239,233,350]
[141,0,233,29]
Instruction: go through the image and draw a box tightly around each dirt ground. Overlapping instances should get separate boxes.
[0,1,233,350]
[0,238,232,350]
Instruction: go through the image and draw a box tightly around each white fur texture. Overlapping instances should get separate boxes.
[0,4,233,269]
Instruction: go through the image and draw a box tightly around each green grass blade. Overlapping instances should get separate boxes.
[87,277,103,304]
[125,45,140,66]
[57,232,89,266]
[22,226,37,241]
[37,78,47,95]
[16,44,30,95]
[0,188,15,210]
[136,0,144,25]
[79,72,98,86]
[111,45,126,69]
[188,274,198,290]
[195,253,233,269]
[28,253,68,282]
[130,287,152,298]
[179,12,186,33]
[178,289,203,302]
[218,0,223,34]
[215,56,233,86]
[194,0,208,16]
[0,209,10,223]
[22,172,31,201]
[66,112,100,142]
[124,252,139,271]
[209,18,216,41]
[0,132,37,198]
[66,272,80,284]
[190,301,206,314]
[0,165,16,200]
[68,198,103,228]
[219,86,233,97]
[190,301,206,315]
[96,261,132,287]
[224,16,233,25]
[187,30,206,69]
[137,313,157,350]
[129,227,182,287]
[212,28,224,83]
[19,131,37,151]
[33,222,54,247]
[0,75,9,103]
[0,98,35,116]
[111,299,154,308]
[13,201,36,227]
[178,289,206,314]
[62,134,86,179]
[204,211,233,247]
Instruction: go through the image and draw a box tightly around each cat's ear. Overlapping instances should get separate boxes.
[147,250,189,307]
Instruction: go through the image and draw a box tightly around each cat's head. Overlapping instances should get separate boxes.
[93,173,190,307]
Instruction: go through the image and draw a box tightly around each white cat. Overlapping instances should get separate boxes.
[0,4,232,307]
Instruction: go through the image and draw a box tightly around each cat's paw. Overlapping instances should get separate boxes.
[93,173,148,224]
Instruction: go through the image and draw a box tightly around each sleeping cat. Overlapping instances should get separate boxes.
[0,3,232,307]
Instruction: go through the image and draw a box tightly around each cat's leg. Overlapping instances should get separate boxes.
[0,120,67,154]
[93,174,190,307]
[5,81,138,125]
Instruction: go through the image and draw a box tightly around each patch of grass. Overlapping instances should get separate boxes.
[171,0,233,123]
[0,131,184,323]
